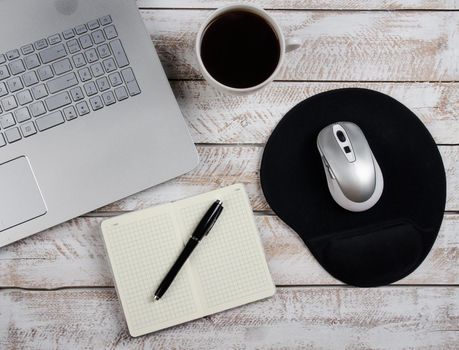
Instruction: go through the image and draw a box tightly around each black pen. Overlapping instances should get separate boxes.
[153,199,224,301]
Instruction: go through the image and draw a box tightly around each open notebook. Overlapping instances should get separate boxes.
[101,184,275,336]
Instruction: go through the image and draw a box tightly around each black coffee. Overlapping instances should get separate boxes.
[200,11,281,89]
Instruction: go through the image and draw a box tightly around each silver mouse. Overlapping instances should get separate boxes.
[317,122,384,212]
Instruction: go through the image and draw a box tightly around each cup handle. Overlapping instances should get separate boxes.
[285,37,301,53]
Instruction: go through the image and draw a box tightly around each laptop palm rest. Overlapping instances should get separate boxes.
[0,157,47,232]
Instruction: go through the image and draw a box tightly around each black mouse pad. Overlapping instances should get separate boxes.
[260,88,446,287]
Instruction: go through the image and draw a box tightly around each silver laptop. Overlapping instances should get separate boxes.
[0,0,199,247]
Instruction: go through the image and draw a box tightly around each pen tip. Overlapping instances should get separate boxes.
[153,295,159,302]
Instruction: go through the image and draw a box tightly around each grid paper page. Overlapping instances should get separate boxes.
[102,211,200,336]
[102,184,275,336]
[179,188,275,311]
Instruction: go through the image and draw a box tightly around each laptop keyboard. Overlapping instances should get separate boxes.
[0,15,141,147]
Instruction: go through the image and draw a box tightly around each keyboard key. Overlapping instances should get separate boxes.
[5,127,21,143]
[21,121,37,137]
[7,77,23,93]
[89,95,103,110]
[37,65,54,81]
[47,72,78,94]
[92,30,105,44]
[76,101,90,116]
[36,111,64,131]
[0,82,8,97]
[34,39,48,50]
[75,24,87,35]
[6,49,20,61]
[52,58,72,75]
[102,58,116,73]
[21,44,34,55]
[0,113,15,128]
[30,101,46,117]
[45,91,72,111]
[9,60,25,75]
[72,53,86,68]
[39,44,67,64]
[63,106,77,120]
[97,44,111,58]
[87,20,100,30]
[114,86,128,101]
[70,86,84,101]
[109,72,122,87]
[48,33,62,45]
[62,29,75,40]
[67,39,81,54]
[31,84,48,99]
[121,68,135,83]
[104,25,118,40]
[85,48,98,63]
[79,34,93,49]
[90,62,104,77]
[15,107,31,122]
[0,134,5,147]
[99,15,112,26]
[24,54,41,70]
[0,66,11,81]
[102,91,115,106]
[17,90,33,105]
[1,96,17,111]
[96,77,109,91]
[78,67,91,82]
[110,40,129,68]
[121,68,141,96]
[84,81,97,96]
[22,71,39,87]
[0,55,5,64]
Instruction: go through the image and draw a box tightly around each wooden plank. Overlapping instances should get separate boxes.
[96,145,459,212]
[137,0,458,10]
[172,81,459,144]
[0,288,457,349]
[0,215,457,288]
[141,10,459,81]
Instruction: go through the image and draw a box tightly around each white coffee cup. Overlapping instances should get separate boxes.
[195,4,301,95]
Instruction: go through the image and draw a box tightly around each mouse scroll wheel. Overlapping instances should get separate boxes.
[337,131,346,142]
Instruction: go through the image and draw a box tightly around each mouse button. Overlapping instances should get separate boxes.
[334,162,377,203]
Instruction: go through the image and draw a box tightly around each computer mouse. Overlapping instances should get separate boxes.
[317,122,384,212]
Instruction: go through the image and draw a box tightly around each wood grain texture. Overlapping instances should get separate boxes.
[172,81,459,144]
[95,145,458,212]
[0,215,457,288]
[141,10,459,81]
[137,0,459,10]
[1,288,457,349]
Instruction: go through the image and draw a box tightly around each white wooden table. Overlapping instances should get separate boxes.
[1,1,458,348]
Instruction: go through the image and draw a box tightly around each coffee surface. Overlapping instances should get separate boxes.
[200,11,281,89]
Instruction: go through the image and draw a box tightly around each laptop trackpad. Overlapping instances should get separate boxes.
[0,157,47,232]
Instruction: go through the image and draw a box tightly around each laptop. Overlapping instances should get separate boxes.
[0,0,199,247]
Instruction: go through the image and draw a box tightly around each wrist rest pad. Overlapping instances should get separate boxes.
[260,88,446,287]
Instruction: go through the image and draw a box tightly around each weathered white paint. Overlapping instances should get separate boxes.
[137,0,458,10]
[1,3,457,349]
[171,81,459,144]
[0,288,457,349]
[140,10,459,81]
[0,215,457,288]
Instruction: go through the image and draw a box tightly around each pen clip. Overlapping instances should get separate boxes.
[204,205,223,236]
